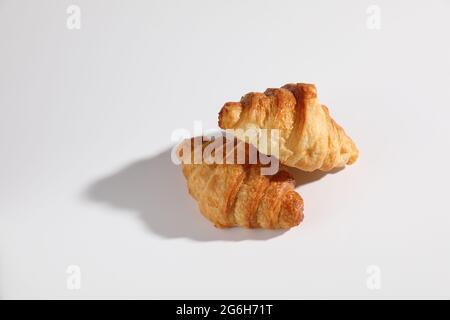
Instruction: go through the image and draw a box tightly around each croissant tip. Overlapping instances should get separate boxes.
[278,191,304,229]
[346,139,359,165]
[347,151,359,165]
[218,102,242,129]
[218,107,226,128]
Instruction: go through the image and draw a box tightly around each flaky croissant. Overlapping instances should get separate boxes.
[177,136,304,229]
[218,83,358,172]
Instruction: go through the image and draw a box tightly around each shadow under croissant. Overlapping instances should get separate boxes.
[283,166,343,187]
[85,147,340,241]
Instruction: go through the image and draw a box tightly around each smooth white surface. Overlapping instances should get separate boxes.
[1,0,450,299]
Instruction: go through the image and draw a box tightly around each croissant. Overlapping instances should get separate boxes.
[218,83,359,172]
[177,136,304,229]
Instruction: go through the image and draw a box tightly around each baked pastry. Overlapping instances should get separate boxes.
[218,83,358,171]
[177,136,304,229]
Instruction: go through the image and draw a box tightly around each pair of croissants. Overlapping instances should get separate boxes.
[177,83,358,229]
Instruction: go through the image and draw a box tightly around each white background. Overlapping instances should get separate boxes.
[1,0,449,299]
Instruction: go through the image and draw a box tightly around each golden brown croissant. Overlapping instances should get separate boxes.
[177,136,304,229]
[218,83,359,172]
